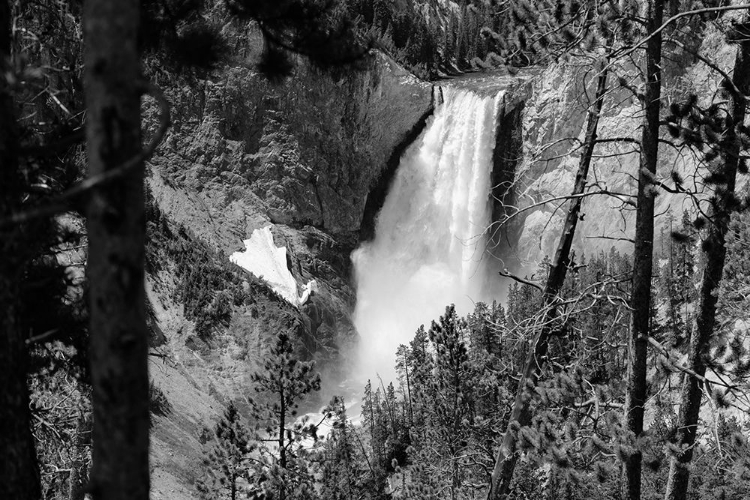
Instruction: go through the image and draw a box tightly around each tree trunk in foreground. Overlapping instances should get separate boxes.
[83,2,150,499]
[488,62,609,499]
[0,1,42,498]
[663,23,750,500]
[625,1,663,498]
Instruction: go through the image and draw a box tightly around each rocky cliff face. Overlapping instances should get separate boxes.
[507,23,737,269]
[147,45,435,346]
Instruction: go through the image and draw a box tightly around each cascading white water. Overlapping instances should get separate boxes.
[352,87,504,382]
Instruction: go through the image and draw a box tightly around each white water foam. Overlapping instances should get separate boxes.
[352,87,503,382]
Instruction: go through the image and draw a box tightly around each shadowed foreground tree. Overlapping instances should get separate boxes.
[84,1,150,499]
[82,0,361,497]
[0,1,42,498]
[624,0,664,498]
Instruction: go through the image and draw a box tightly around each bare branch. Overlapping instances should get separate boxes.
[25,329,59,345]
[498,269,544,292]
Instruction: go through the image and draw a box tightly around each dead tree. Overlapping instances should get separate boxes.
[488,59,610,499]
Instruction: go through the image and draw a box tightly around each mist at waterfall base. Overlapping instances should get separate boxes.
[352,87,504,384]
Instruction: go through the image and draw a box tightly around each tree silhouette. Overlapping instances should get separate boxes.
[0,1,42,497]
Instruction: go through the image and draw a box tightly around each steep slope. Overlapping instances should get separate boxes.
[143,40,435,497]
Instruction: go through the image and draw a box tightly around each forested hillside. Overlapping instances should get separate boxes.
[2,0,750,500]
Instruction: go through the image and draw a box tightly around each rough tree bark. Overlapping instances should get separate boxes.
[488,62,609,499]
[625,1,664,499]
[83,1,150,499]
[663,21,750,500]
[0,1,42,498]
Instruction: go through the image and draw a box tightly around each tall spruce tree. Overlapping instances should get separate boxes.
[317,397,357,500]
[623,2,663,499]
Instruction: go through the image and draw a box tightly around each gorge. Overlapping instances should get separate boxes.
[11,3,750,498]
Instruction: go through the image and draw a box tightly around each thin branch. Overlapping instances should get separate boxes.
[584,235,634,243]
[648,337,736,389]
[594,137,641,147]
[498,269,543,292]
[25,328,59,345]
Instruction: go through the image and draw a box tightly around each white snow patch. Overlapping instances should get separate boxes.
[230,226,316,307]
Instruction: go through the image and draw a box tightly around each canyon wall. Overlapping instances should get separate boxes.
[144,20,740,499]
[509,23,737,269]
[145,46,438,498]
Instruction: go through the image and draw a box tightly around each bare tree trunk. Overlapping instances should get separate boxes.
[663,24,750,500]
[279,387,287,500]
[625,1,664,499]
[83,2,150,499]
[68,414,90,500]
[488,62,609,499]
[0,2,42,498]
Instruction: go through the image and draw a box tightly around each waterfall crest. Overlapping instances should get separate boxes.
[352,87,503,381]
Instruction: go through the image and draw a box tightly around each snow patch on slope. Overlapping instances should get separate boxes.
[230,226,316,307]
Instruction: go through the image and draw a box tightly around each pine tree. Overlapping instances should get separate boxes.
[247,331,321,500]
[197,402,252,500]
[429,305,473,499]
[317,396,357,500]
[360,379,390,494]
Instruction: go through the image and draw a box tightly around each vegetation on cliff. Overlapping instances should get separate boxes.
[3,0,750,499]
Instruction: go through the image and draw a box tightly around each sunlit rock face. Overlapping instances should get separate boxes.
[352,87,504,382]
[512,23,738,268]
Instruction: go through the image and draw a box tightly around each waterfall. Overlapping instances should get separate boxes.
[352,87,503,381]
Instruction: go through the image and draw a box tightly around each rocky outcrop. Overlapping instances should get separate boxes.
[146,41,434,351]
[506,23,738,269]
[149,50,432,235]
[147,41,434,339]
